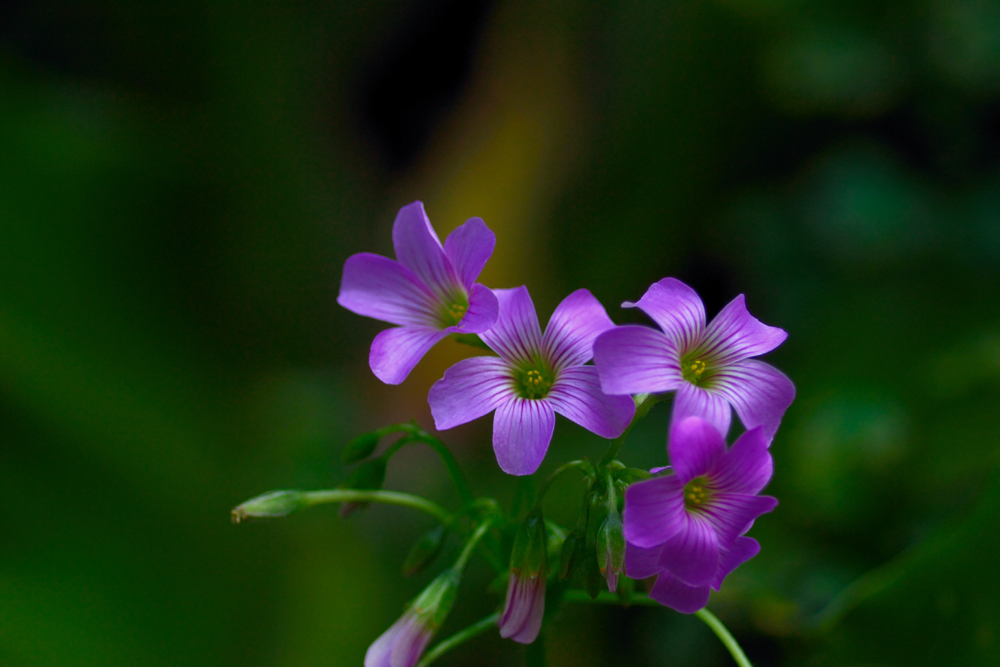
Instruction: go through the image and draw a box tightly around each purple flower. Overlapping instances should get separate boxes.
[499,569,546,644]
[623,417,777,613]
[593,277,794,439]
[338,201,499,385]
[429,286,636,476]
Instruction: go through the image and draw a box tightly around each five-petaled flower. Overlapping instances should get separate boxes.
[623,416,777,613]
[338,201,499,385]
[429,286,636,476]
[593,277,795,439]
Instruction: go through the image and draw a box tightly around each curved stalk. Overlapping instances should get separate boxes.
[695,608,752,667]
[415,613,500,667]
[231,489,453,525]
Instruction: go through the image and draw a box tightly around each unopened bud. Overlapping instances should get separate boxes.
[558,528,585,580]
[509,510,547,577]
[341,431,381,464]
[402,524,447,577]
[339,457,387,517]
[597,512,625,593]
[365,568,460,667]
[231,490,305,523]
[500,510,548,644]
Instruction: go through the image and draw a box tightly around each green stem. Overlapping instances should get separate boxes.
[399,423,475,507]
[533,460,590,511]
[563,592,752,667]
[695,608,752,667]
[453,518,495,572]
[302,489,453,524]
[415,613,500,667]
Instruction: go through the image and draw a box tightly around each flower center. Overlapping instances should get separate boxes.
[683,477,713,511]
[513,365,554,399]
[681,354,709,385]
[440,296,469,328]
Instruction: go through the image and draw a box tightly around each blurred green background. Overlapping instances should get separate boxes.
[2,0,1000,665]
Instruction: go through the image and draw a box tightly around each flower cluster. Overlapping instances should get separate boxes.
[238,201,799,665]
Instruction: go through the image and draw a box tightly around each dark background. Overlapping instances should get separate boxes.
[2,1,999,665]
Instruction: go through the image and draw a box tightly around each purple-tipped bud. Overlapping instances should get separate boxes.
[597,512,625,593]
[499,511,547,644]
[499,568,546,644]
[365,569,459,667]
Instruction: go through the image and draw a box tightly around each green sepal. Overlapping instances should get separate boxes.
[450,333,492,350]
[338,457,387,516]
[558,527,585,580]
[231,490,305,522]
[411,568,461,629]
[341,431,382,464]
[510,510,547,576]
[403,524,448,577]
[597,512,625,576]
[544,519,567,563]
[616,573,635,604]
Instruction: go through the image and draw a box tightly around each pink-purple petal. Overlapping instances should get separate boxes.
[443,217,495,291]
[624,278,706,352]
[429,357,515,430]
[481,287,544,365]
[546,366,635,439]
[657,514,721,586]
[701,294,788,365]
[593,325,682,395]
[668,416,727,484]
[624,542,663,580]
[498,571,545,644]
[369,326,449,385]
[493,397,555,476]
[672,383,733,439]
[391,201,461,299]
[542,289,617,370]
[649,571,711,614]
[338,253,439,327]
[623,475,685,548]
[712,359,795,440]
[365,612,432,667]
[700,493,777,550]
[711,537,760,591]
[446,283,499,334]
[708,426,773,495]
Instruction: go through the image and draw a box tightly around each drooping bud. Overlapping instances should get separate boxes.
[402,524,447,577]
[499,511,547,644]
[339,457,387,517]
[341,431,382,464]
[231,490,305,523]
[365,569,460,667]
[596,511,625,593]
[558,527,585,580]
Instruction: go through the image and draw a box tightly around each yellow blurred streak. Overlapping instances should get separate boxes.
[396,2,588,397]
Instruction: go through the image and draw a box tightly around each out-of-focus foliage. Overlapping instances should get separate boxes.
[1,0,999,665]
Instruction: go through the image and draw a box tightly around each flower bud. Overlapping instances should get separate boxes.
[499,511,547,644]
[341,432,382,464]
[339,457,387,517]
[402,524,447,577]
[558,527,585,580]
[597,511,625,593]
[231,490,305,523]
[365,569,460,667]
